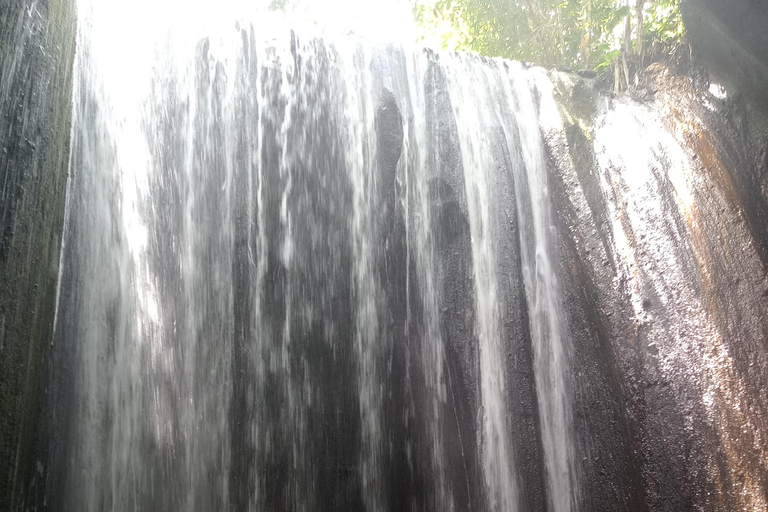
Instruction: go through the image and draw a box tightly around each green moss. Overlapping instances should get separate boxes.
[0,0,76,509]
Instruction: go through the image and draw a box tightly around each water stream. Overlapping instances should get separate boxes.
[51,4,582,511]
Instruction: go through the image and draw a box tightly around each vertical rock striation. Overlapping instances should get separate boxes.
[2,2,768,510]
[544,64,768,511]
[0,0,76,510]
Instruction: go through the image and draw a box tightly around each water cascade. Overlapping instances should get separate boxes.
[49,5,578,510]
[2,1,766,511]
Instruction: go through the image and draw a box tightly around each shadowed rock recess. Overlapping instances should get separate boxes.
[681,0,768,114]
[2,4,768,512]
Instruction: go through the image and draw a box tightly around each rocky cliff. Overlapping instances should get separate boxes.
[0,0,76,509]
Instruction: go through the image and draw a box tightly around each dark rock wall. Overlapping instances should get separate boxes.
[0,0,76,510]
[545,65,768,511]
[543,85,647,511]
[681,0,768,114]
[680,0,768,256]
[2,1,768,509]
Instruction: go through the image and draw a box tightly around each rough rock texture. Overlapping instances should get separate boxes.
[5,5,767,508]
[546,99,646,512]
[680,0,768,226]
[544,64,768,511]
[0,0,76,509]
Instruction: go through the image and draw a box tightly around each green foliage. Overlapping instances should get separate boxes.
[268,0,288,11]
[414,0,684,72]
[646,0,685,46]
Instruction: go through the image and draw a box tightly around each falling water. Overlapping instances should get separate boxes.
[508,68,578,512]
[441,55,577,511]
[49,3,580,511]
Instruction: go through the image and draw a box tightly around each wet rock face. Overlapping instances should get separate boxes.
[545,65,768,511]
[375,89,403,178]
[0,0,76,509]
[3,3,766,507]
[681,0,768,113]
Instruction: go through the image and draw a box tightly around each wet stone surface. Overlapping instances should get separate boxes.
[544,64,768,511]
[0,0,76,509]
[2,4,768,510]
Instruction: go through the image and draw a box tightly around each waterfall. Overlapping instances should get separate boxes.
[440,56,577,510]
[49,5,578,510]
[41,2,768,512]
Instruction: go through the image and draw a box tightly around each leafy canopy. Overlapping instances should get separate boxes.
[414,0,684,71]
